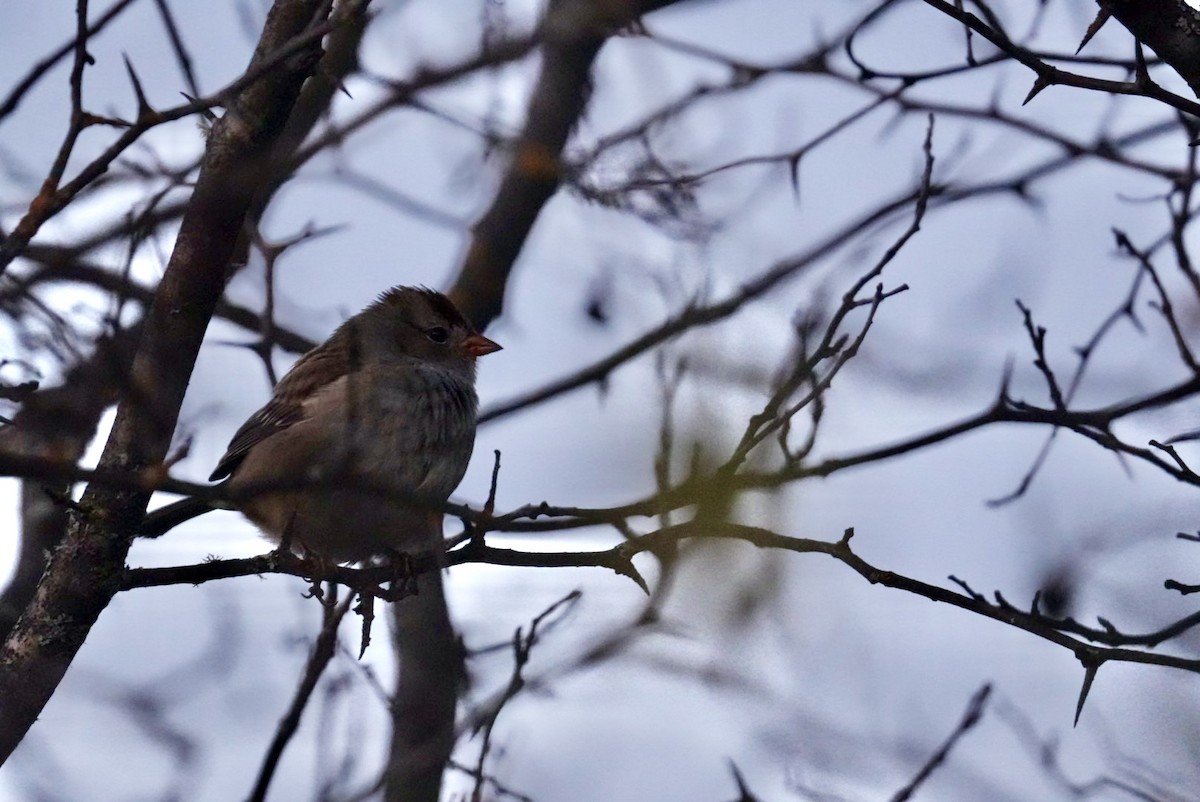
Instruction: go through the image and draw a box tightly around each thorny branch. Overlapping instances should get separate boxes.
[122,523,1200,682]
[465,590,580,802]
[5,0,1200,795]
[0,5,347,273]
[918,0,1200,118]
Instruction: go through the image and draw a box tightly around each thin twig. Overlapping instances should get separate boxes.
[247,593,354,802]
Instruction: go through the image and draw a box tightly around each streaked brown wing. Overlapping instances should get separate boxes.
[208,332,350,481]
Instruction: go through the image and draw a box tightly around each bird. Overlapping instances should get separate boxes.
[208,286,501,563]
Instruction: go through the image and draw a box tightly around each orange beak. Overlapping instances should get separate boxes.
[464,332,502,357]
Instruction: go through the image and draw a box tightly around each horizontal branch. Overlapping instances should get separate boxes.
[121,521,1200,677]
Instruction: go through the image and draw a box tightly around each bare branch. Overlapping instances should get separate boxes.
[247,592,354,802]
[889,684,992,802]
[0,0,335,763]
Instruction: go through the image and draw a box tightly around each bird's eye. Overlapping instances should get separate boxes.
[425,326,449,344]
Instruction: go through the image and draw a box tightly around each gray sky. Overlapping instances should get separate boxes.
[2,1,1199,800]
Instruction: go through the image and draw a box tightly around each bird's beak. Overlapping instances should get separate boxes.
[464,332,502,357]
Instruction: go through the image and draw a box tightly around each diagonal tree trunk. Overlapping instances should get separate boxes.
[1094,0,1200,97]
[0,0,367,652]
[0,0,334,763]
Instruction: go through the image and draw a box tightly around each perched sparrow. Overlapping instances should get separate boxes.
[209,286,501,562]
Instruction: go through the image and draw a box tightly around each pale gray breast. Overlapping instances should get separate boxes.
[344,363,479,499]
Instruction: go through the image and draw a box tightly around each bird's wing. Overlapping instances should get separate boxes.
[208,332,351,481]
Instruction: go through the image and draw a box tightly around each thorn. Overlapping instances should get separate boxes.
[1075,9,1111,55]
[1111,227,1130,251]
[1074,658,1099,726]
[613,547,649,594]
[315,62,354,99]
[728,760,761,802]
[788,153,802,201]
[1023,74,1052,106]
[122,54,155,122]
[1133,41,1150,83]
[181,91,218,122]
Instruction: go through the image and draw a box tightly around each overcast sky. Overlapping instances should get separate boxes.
[2,2,1199,800]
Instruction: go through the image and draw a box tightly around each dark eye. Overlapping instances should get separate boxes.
[425,326,449,344]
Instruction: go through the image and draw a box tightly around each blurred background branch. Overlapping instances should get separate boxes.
[1,0,1200,799]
